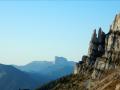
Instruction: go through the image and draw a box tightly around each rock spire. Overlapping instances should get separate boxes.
[74,13,120,80]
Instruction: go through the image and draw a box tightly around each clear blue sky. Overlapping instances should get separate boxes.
[0,0,120,65]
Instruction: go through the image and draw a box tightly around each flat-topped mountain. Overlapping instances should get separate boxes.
[36,13,120,90]
[14,56,75,86]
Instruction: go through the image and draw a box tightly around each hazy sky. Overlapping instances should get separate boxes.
[0,0,120,65]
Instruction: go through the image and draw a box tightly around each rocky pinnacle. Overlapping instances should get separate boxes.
[74,13,120,80]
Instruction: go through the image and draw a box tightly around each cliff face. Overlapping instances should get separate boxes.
[74,13,120,80]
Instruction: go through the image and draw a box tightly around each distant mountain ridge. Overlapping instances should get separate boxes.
[0,64,38,90]
[13,56,75,86]
[14,61,53,73]
[0,56,75,90]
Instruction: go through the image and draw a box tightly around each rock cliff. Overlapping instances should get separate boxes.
[74,13,120,79]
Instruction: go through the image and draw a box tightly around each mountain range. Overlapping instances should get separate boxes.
[0,56,75,90]
[14,56,75,84]
[0,64,38,90]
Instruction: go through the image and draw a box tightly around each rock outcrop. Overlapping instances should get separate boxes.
[111,13,120,31]
[74,28,106,75]
[74,13,120,80]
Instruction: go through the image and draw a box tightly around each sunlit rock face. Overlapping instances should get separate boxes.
[74,13,120,79]
[111,13,120,31]
[106,14,120,52]
[116,84,120,90]
[105,14,120,68]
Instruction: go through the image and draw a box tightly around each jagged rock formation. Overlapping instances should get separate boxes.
[74,28,106,78]
[73,13,120,89]
[111,13,120,31]
[36,13,120,90]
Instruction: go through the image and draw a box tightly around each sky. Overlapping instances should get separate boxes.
[0,0,120,65]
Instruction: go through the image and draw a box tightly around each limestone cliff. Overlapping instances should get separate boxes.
[74,13,120,79]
